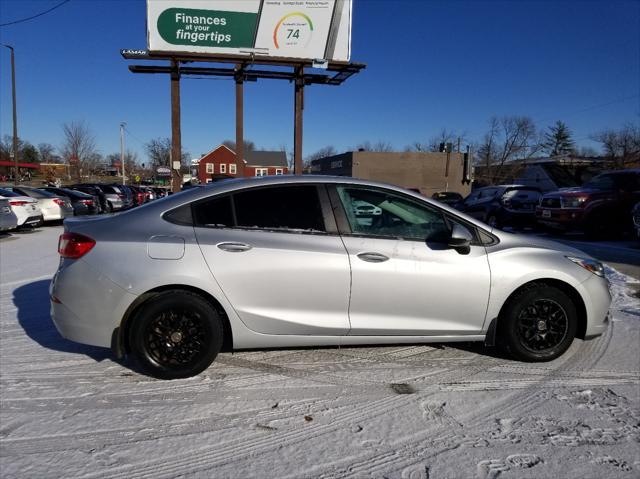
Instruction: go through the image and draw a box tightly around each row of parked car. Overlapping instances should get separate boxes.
[0,183,169,232]
[432,169,640,239]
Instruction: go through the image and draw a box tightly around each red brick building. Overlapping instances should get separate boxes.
[197,145,289,183]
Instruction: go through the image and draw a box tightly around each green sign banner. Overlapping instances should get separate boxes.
[157,8,257,49]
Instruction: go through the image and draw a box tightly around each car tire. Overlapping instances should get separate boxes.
[499,283,577,362]
[129,291,223,379]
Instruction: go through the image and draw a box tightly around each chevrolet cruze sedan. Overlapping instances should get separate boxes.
[51,176,611,379]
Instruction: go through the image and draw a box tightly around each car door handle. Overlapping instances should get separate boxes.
[357,252,389,263]
[217,242,252,253]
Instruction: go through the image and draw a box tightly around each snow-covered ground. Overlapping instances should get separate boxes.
[1,226,638,478]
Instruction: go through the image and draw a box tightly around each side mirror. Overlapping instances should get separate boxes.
[448,223,473,254]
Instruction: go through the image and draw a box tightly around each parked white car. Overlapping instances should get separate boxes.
[0,188,43,228]
[4,186,73,222]
[0,197,18,231]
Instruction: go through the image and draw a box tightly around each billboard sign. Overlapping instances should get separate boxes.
[147,0,352,62]
[156,166,172,177]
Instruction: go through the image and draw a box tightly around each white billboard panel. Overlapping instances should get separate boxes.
[147,0,352,62]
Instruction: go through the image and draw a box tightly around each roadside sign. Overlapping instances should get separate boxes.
[157,166,171,177]
[147,0,352,62]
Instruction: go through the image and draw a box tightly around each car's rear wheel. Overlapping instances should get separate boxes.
[129,291,223,379]
[499,284,577,362]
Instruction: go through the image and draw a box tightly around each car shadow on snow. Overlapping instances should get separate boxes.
[14,279,112,362]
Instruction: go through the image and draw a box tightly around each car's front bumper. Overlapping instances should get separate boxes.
[579,273,612,338]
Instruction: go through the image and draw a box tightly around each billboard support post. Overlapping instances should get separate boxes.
[170,59,182,193]
[235,64,245,178]
[293,66,304,175]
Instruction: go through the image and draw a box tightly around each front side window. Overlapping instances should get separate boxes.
[337,186,450,241]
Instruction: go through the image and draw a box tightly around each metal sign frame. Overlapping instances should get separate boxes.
[121,49,365,191]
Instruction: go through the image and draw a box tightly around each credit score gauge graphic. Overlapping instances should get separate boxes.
[273,12,314,50]
[254,0,338,60]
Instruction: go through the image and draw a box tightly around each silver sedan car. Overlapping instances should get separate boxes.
[51,176,611,379]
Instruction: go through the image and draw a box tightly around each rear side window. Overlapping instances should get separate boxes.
[193,196,233,227]
[191,185,326,233]
[234,185,325,232]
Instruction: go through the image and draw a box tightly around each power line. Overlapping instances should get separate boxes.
[0,0,72,27]
[123,127,146,147]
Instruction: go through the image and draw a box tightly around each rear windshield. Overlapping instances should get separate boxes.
[0,188,20,197]
[502,189,542,201]
[21,188,57,199]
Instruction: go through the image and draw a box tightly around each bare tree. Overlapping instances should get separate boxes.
[145,137,190,170]
[61,121,98,182]
[404,141,428,152]
[576,145,599,157]
[355,140,394,152]
[222,139,256,153]
[476,116,543,184]
[591,123,640,168]
[427,128,467,152]
[37,143,57,163]
[107,150,138,177]
[305,145,337,165]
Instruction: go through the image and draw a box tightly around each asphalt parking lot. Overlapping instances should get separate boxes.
[1,226,638,478]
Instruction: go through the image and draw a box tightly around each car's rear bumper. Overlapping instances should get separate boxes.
[50,259,137,348]
[43,207,73,221]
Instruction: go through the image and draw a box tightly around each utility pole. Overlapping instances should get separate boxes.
[235,64,245,178]
[2,44,18,184]
[120,122,126,185]
[293,66,304,175]
[170,60,182,193]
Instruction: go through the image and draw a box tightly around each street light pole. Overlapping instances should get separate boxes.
[2,44,18,184]
[120,122,126,185]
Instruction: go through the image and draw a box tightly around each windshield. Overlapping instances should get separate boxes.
[582,174,615,190]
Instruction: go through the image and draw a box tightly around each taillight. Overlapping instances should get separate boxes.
[53,198,65,206]
[58,233,96,259]
[9,200,29,206]
[80,199,93,205]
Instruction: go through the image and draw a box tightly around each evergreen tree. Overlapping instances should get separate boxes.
[544,121,575,156]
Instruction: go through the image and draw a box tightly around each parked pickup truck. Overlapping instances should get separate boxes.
[536,169,640,237]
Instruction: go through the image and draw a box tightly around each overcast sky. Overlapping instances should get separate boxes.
[0,0,638,162]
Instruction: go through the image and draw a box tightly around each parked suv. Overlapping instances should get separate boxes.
[536,169,640,237]
[458,185,542,228]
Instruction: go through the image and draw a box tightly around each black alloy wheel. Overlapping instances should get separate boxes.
[500,284,577,362]
[516,299,568,353]
[130,291,223,379]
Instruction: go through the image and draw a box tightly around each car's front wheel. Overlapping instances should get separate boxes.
[500,284,577,362]
[129,291,223,379]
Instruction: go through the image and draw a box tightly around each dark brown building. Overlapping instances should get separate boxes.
[310,151,472,196]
